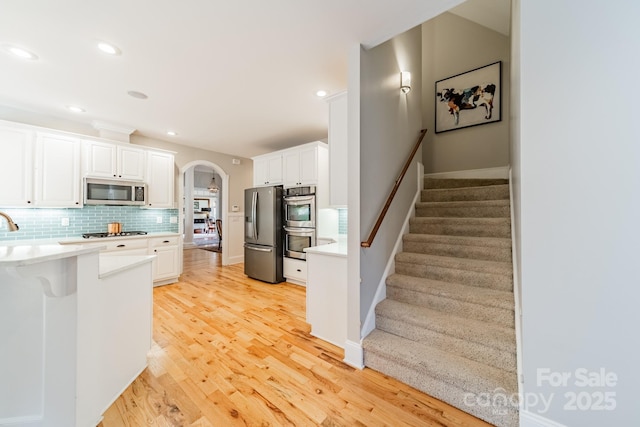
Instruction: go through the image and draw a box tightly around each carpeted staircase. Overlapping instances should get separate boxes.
[362,177,519,426]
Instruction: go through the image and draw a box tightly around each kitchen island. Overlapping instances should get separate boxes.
[0,242,154,426]
[304,236,347,349]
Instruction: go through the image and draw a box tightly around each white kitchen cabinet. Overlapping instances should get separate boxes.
[252,154,283,187]
[0,125,34,206]
[283,257,307,286]
[34,133,82,208]
[145,150,175,208]
[149,236,180,284]
[83,140,145,181]
[283,144,326,187]
[327,91,348,206]
[305,251,347,348]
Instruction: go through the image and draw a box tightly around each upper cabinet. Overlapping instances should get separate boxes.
[253,154,283,187]
[83,141,145,181]
[145,150,175,208]
[34,133,82,208]
[327,92,348,207]
[0,126,34,207]
[252,142,328,190]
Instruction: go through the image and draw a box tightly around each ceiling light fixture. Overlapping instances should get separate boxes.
[401,71,411,94]
[167,131,177,136]
[127,90,148,100]
[97,42,121,56]
[4,45,38,60]
[208,174,219,193]
[67,105,85,113]
[316,90,328,98]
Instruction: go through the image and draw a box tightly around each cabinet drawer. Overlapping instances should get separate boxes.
[102,238,148,252]
[283,258,307,281]
[148,236,179,247]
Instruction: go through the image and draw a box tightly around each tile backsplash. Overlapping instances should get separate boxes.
[338,208,348,235]
[0,206,179,241]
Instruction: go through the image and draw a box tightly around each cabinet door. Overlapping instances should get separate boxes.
[117,146,145,180]
[84,141,118,178]
[298,147,318,185]
[151,246,179,280]
[253,157,269,186]
[146,151,174,208]
[34,133,82,208]
[329,93,348,206]
[283,151,301,186]
[266,155,283,184]
[0,126,34,206]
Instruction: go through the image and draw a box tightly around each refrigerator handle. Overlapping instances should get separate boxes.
[244,244,273,253]
[252,191,258,239]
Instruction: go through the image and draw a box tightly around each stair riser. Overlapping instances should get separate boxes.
[409,222,511,238]
[402,240,512,263]
[375,316,517,373]
[421,186,509,202]
[395,261,513,291]
[364,350,519,427]
[415,205,510,218]
[423,178,509,189]
[386,285,515,328]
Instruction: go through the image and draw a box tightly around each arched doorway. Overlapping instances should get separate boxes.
[178,160,230,266]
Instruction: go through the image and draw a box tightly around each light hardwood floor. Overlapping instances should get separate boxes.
[99,248,491,426]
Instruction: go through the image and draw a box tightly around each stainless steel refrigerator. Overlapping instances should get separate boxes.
[244,186,284,283]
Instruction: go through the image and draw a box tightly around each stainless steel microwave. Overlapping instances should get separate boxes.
[84,178,147,206]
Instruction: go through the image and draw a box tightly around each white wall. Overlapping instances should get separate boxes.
[517,1,640,425]
[421,12,510,173]
[358,25,423,327]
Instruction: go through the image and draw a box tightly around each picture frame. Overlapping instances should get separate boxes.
[193,198,210,211]
[435,61,501,133]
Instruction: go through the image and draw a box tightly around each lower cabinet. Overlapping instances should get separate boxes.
[283,257,307,286]
[98,235,180,285]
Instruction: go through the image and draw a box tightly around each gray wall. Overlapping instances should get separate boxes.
[359,25,423,324]
[421,12,510,173]
[517,0,640,425]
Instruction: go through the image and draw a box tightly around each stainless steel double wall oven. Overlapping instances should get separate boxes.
[283,186,316,260]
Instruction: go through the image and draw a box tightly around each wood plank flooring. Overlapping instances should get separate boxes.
[99,248,491,426]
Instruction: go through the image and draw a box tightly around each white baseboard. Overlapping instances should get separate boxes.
[0,415,43,425]
[521,411,567,427]
[343,339,364,369]
[424,165,509,179]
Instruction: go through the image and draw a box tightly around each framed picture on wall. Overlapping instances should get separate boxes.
[194,198,210,211]
[435,61,501,133]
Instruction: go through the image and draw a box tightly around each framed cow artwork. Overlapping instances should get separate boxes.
[435,61,501,133]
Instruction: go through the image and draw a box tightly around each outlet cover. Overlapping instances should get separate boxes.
[232,205,239,212]
[61,218,70,226]
[156,216,163,224]
[169,216,178,224]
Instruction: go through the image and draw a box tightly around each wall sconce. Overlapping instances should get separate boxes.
[401,71,411,93]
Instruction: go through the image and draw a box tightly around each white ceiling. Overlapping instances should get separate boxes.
[0,0,507,159]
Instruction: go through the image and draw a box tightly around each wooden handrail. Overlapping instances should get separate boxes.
[361,129,428,248]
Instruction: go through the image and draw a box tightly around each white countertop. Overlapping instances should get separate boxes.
[60,231,179,245]
[99,254,156,279]
[305,235,348,258]
[0,243,103,267]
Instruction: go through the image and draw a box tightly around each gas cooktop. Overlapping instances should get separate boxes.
[82,231,148,239]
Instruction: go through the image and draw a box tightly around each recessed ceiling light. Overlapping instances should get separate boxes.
[127,90,148,100]
[316,90,328,98]
[166,131,177,136]
[67,105,85,113]
[3,45,38,60]
[97,42,121,55]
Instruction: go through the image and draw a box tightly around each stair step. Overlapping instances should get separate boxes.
[424,177,509,189]
[395,252,513,291]
[421,184,509,202]
[375,299,516,372]
[415,199,510,218]
[410,217,511,238]
[363,329,519,427]
[386,273,515,327]
[402,233,512,262]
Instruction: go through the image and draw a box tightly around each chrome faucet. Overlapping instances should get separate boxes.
[0,211,19,232]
